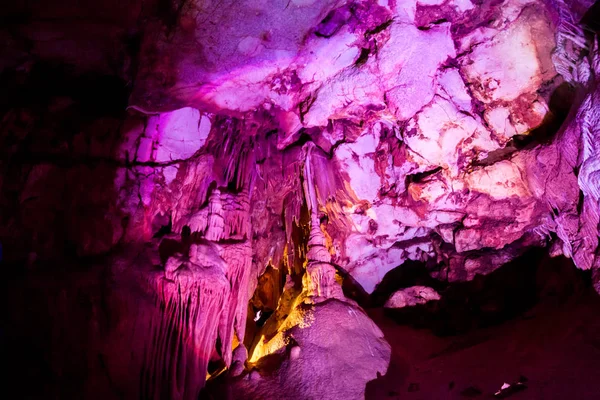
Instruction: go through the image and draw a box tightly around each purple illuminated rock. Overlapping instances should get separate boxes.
[1,0,600,398]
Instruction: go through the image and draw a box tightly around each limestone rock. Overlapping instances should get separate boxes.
[385,286,442,309]
[2,0,600,398]
[237,299,390,400]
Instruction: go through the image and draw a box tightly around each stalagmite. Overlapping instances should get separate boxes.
[302,143,343,301]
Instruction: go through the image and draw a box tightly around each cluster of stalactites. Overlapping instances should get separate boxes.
[221,190,251,240]
[539,0,600,278]
[218,241,253,366]
[193,188,254,364]
[145,243,230,400]
[157,238,253,388]
[153,167,254,393]
[198,188,254,364]
[176,187,251,242]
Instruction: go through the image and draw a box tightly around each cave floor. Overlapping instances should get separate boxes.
[5,257,600,400]
[366,289,600,400]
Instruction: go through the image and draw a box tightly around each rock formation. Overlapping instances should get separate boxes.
[385,286,441,309]
[1,0,600,398]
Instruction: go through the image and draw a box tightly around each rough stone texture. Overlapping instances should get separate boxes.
[237,298,390,400]
[1,0,600,398]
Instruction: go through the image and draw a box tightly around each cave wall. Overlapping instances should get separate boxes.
[1,0,600,399]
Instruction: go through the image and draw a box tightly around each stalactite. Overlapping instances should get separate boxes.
[206,189,225,241]
[141,242,230,400]
[145,118,258,382]
[311,144,355,208]
[174,208,209,235]
[171,156,215,226]
[221,190,251,240]
[205,117,257,192]
[218,242,253,366]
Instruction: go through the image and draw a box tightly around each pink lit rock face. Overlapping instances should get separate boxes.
[238,298,390,400]
[1,0,600,398]
[126,0,600,294]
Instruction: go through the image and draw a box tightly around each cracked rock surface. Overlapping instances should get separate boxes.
[1,0,600,398]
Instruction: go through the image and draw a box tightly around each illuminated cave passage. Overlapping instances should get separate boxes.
[1,0,600,399]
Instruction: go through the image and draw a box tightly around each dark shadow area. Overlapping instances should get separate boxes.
[0,59,131,263]
[405,166,443,186]
[366,253,600,400]
[0,61,129,117]
[383,248,586,335]
[370,260,444,308]
[0,256,116,399]
[0,59,134,399]
[157,229,191,264]
[314,7,349,38]
[582,1,600,35]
